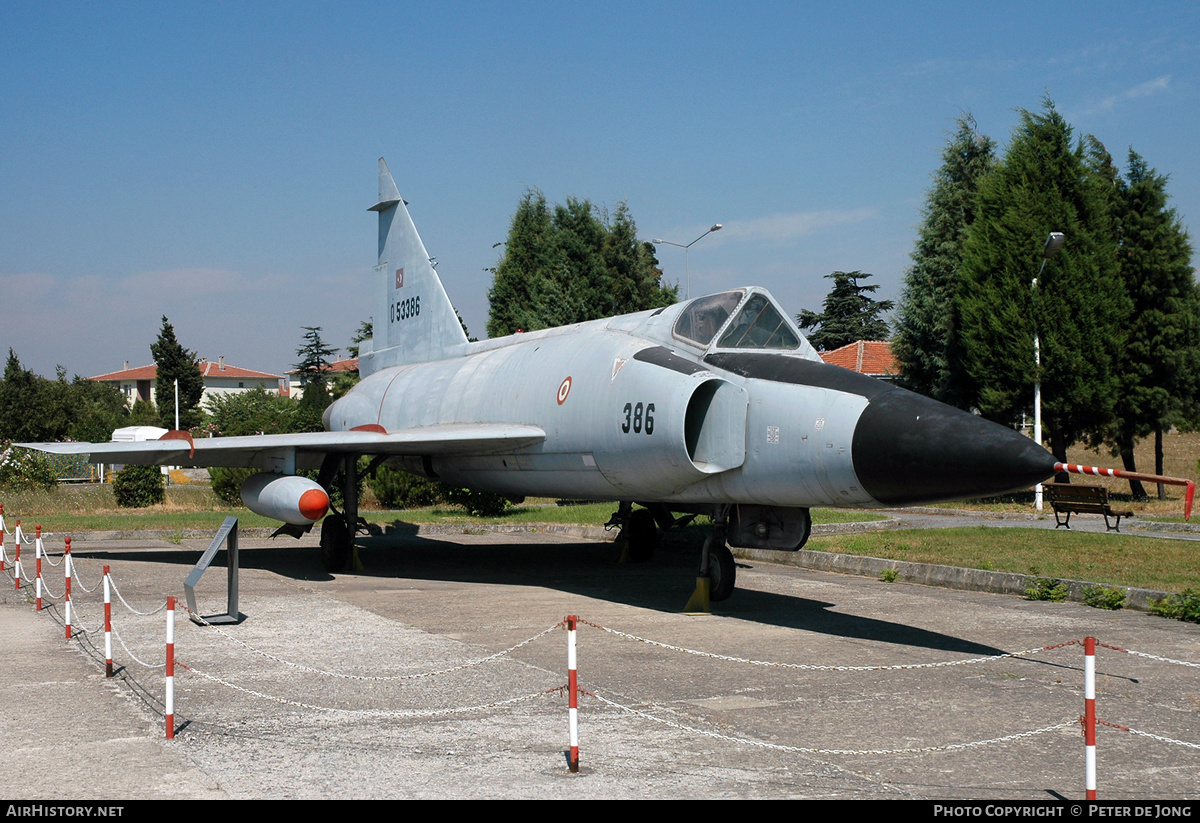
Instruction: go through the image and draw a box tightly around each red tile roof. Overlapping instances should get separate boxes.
[287,357,359,376]
[92,361,282,381]
[819,340,897,377]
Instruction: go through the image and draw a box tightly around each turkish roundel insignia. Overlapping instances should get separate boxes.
[395,268,405,289]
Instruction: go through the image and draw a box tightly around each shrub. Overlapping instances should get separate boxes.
[0,445,59,491]
[371,465,443,509]
[1025,577,1068,602]
[113,464,165,508]
[879,567,898,583]
[1082,585,1126,611]
[210,466,256,505]
[442,486,518,517]
[1148,589,1200,623]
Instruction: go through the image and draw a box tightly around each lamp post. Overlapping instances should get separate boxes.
[1033,231,1066,512]
[653,223,722,300]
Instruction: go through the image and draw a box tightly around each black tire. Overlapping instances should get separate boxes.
[707,544,736,602]
[793,507,812,551]
[320,515,352,572]
[625,508,659,563]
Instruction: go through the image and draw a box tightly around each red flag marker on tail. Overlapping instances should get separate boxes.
[1054,462,1196,521]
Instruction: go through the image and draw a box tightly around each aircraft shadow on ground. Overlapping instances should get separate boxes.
[72,530,1002,657]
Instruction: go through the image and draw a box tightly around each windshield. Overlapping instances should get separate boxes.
[716,293,800,349]
[673,290,743,346]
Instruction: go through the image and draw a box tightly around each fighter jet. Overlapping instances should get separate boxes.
[26,159,1092,601]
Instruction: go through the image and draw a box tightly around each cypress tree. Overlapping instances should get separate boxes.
[603,202,678,317]
[150,316,205,430]
[958,99,1127,468]
[487,191,677,337]
[1107,149,1200,497]
[893,115,997,407]
[487,189,571,337]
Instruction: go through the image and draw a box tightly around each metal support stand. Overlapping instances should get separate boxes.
[184,516,241,625]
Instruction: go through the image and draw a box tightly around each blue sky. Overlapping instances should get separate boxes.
[3,2,1198,379]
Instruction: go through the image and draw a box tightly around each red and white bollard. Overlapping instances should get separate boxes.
[13,522,21,590]
[1084,636,1097,800]
[566,615,579,772]
[165,596,175,740]
[104,566,113,677]
[34,525,43,611]
[64,537,72,640]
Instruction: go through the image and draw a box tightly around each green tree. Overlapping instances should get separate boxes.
[893,115,997,406]
[0,350,45,442]
[1106,149,1200,497]
[346,320,373,359]
[603,202,678,316]
[294,326,337,432]
[795,271,893,352]
[207,386,301,436]
[151,316,205,430]
[128,398,159,426]
[67,377,129,443]
[0,351,87,443]
[958,99,1127,467]
[487,191,676,337]
[487,189,568,337]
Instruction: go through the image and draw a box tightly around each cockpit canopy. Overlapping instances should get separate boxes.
[673,289,803,351]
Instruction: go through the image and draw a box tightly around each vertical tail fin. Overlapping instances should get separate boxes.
[359,158,468,376]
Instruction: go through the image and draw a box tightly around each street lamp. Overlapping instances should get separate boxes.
[653,223,723,299]
[1033,231,1066,512]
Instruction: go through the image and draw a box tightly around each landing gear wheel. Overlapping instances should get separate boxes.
[625,508,659,563]
[320,515,352,573]
[706,543,736,602]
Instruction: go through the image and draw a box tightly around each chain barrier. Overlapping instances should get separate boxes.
[5,516,1196,768]
[1102,643,1200,669]
[178,660,558,718]
[589,691,1076,755]
[70,561,100,594]
[186,607,560,681]
[578,617,1076,671]
[109,578,168,616]
[111,626,166,669]
[1095,717,1200,750]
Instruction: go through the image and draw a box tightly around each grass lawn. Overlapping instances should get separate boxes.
[806,527,1200,594]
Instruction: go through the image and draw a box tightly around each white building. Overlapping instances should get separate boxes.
[92,357,286,409]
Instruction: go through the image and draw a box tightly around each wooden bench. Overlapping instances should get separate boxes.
[1044,483,1134,532]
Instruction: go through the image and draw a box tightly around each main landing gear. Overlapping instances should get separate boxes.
[610,502,736,610]
[319,454,362,573]
[610,502,661,564]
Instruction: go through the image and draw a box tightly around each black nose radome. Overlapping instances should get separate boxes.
[851,389,1056,506]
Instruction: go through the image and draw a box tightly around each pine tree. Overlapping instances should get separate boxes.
[487,191,677,338]
[293,326,338,431]
[1107,149,1200,497]
[795,271,893,352]
[892,115,996,406]
[150,316,205,431]
[958,100,1127,467]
